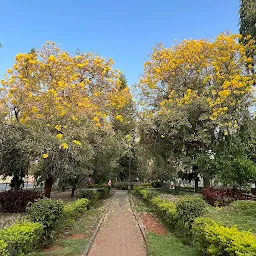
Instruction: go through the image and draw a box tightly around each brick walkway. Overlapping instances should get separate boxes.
[88,190,146,256]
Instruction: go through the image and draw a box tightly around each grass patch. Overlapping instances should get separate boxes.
[71,208,102,235]
[206,200,256,234]
[147,232,199,256]
[30,239,88,256]
[131,193,152,213]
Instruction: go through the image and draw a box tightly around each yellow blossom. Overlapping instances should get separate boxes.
[61,143,69,149]
[72,140,82,146]
[43,153,49,159]
[56,133,63,140]
[55,124,62,131]
[115,114,123,122]
[93,116,100,123]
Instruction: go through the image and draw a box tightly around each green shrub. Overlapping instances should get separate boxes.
[176,197,207,227]
[63,198,89,227]
[28,199,64,245]
[151,197,178,228]
[137,189,156,200]
[97,188,109,199]
[192,217,256,255]
[0,221,43,256]
[136,182,152,188]
[87,184,109,189]
[78,188,109,202]
[78,189,100,202]
[0,240,8,256]
[160,183,171,193]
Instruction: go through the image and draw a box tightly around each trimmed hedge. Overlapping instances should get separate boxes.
[0,192,105,255]
[136,188,256,256]
[0,190,42,212]
[78,188,109,202]
[0,240,8,256]
[176,197,207,226]
[192,217,256,256]
[151,196,177,228]
[0,221,44,256]
[63,198,89,227]
[28,199,64,245]
[87,184,109,189]
[113,182,134,190]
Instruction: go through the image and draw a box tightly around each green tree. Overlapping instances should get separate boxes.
[240,0,256,42]
[0,124,36,191]
[139,35,255,191]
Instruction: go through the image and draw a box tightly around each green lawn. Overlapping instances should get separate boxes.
[206,200,256,234]
[147,233,199,256]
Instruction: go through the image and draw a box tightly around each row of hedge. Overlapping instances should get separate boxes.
[0,187,110,255]
[78,187,110,203]
[0,197,89,255]
[85,182,153,190]
[136,188,256,256]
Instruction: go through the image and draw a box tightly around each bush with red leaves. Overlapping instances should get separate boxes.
[0,190,43,212]
[202,188,253,206]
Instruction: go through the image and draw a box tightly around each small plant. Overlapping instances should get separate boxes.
[151,181,162,188]
[78,188,109,202]
[176,197,207,228]
[97,188,109,198]
[0,221,44,255]
[192,217,256,255]
[0,190,42,212]
[28,198,64,245]
[63,198,89,227]
[0,240,8,256]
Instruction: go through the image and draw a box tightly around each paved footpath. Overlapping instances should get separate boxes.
[88,190,146,256]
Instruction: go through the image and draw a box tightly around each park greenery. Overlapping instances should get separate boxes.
[0,32,255,196]
[0,1,255,255]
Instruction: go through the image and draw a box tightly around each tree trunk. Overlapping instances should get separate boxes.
[203,176,211,189]
[13,175,20,192]
[193,165,199,193]
[71,186,76,197]
[44,176,53,198]
[195,178,199,193]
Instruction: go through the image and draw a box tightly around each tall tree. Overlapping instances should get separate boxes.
[240,0,256,73]
[1,42,132,197]
[139,34,255,190]
[240,0,256,42]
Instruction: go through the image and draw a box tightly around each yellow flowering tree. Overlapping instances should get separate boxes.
[139,34,256,190]
[0,42,133,197]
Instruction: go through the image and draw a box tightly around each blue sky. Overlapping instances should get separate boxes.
[0,0,240,85]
